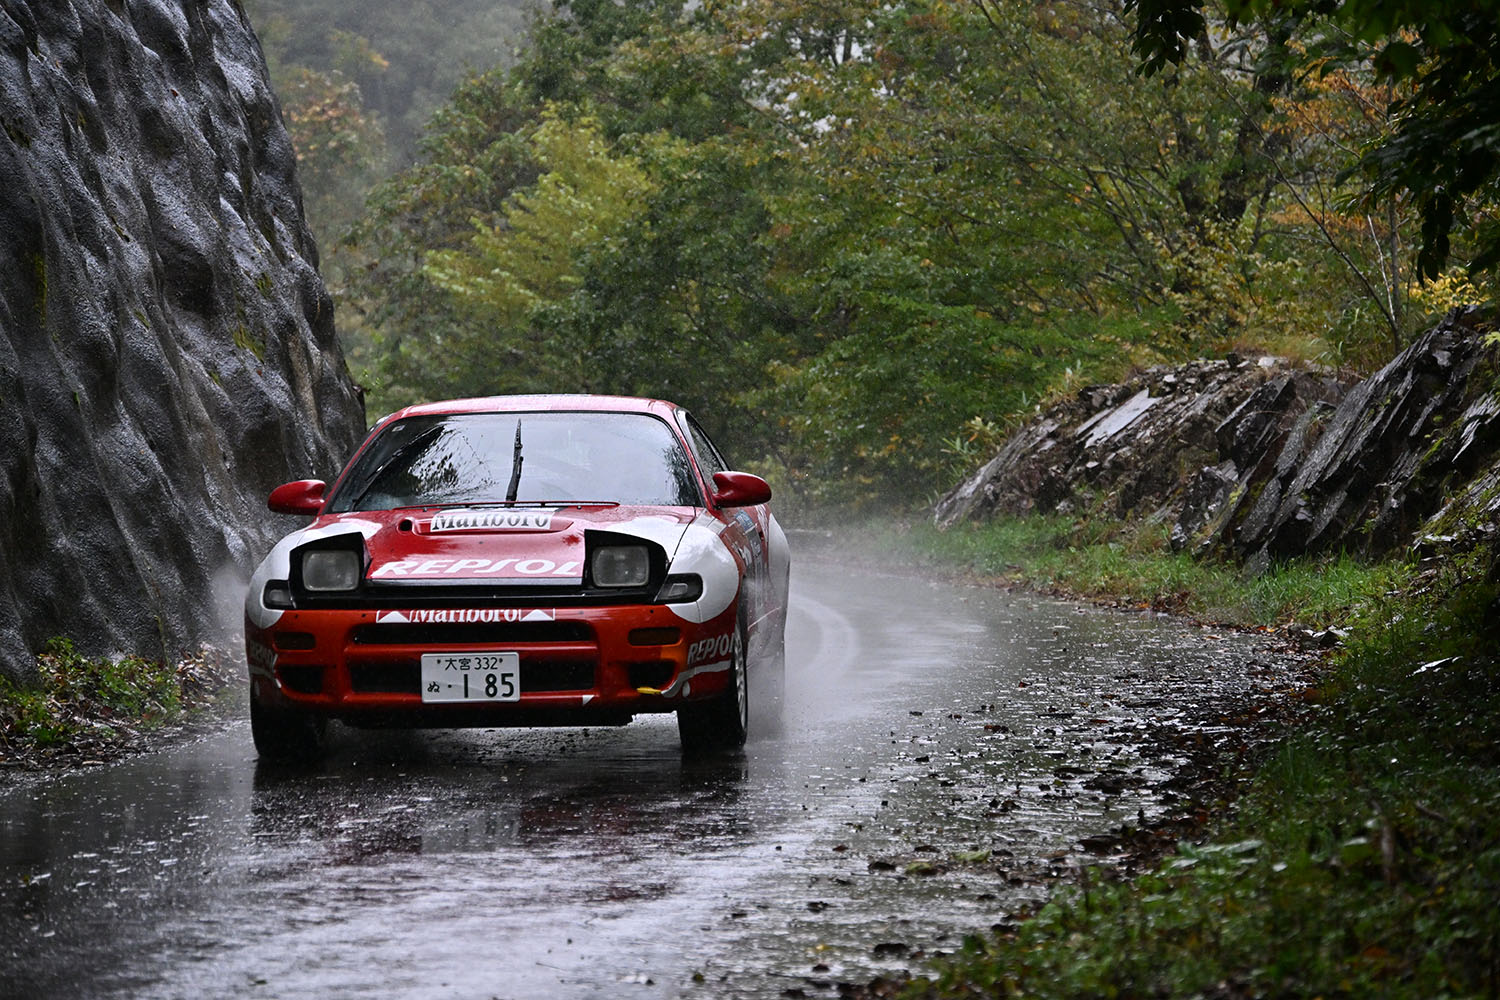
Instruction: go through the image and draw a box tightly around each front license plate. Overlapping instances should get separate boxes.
[420,652,521,703]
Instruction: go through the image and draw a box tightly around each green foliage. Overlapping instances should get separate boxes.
[344,68,543,408]
[341,0,1496,504]
[231,324,265,360]
[538,133,801,445]
[243,0,535,347]
[245,0,531,165]
[425,112,653,307]
[1124,0,1500,282]
[891,526,1500,999]
[777,1,1191,312]
[278,67,387,240]
[0,639,183,749]
[346,1,1181,503]
[769,311,1151,508]
[511,0,689,122]
[875,516,1405,626]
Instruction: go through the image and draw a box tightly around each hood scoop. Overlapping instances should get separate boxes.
[415,509,573,535]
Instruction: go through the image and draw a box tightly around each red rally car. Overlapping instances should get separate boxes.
[244,394,791,760]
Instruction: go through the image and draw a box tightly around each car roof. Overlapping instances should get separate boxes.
[382,394,684,422]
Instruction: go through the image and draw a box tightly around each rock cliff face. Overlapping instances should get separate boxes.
[0,0,364,681]
[1205,311,1499,568]
[937,309,1500,571]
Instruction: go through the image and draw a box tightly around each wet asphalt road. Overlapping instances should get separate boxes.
[0,561,1303,999]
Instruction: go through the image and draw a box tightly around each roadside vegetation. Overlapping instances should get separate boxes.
[874,517,1411,629]
[875,519,1500,997]
[244,0,1499,510]
[0,640,236,767]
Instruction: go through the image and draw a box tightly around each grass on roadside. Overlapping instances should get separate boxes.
[0,638,235,763]
[872,516,1410,628]
[876,519,1500,999]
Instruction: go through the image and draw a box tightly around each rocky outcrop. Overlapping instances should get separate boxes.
[934,356,1350,533]
[0,1,364,681]
[1214,310,1499,568]
[936,309,1500,570]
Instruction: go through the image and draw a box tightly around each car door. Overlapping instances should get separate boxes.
[680,413,773,626]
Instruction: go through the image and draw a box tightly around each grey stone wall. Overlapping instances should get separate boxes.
[0,0,364,680]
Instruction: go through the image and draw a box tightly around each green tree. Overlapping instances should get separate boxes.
[277,67,387,242]
[245,0,531,165]
[344,68,543,408]
[542,133,803,447]
[418,112,657,389]
[1123,0,1500,280]
[350,0,1477,507]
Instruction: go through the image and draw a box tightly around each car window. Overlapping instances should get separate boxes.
[326,411,703,511]
[683,415,729,477]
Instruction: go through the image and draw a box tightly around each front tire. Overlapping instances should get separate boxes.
[678,615,749,755]
[250,692,328,763]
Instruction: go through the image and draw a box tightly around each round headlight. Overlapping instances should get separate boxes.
[302,549,361,591]
[592,546,650,588]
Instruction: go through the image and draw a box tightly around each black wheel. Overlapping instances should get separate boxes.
[678,615,749,755]
[250,692,328,763]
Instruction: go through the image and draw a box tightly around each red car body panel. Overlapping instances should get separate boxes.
[246,599,741,725]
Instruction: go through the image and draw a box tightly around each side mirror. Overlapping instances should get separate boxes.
[710,471,772,508]
[268,479,327,515]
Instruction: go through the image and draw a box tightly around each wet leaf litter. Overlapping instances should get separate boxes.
[691,578,1316,999]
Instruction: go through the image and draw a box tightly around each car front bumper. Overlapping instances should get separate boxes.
[245,601,739,726]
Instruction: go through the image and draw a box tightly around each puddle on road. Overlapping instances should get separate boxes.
[0,562,1310,999]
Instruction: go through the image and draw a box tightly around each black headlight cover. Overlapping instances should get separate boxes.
[654,574,703,604]
[582,530,668,596]
[289,534,368,599]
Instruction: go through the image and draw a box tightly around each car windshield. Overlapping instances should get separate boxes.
[325,411,703,512]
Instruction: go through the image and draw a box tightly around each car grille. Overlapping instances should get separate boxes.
[343,620,599,697]
[350,622,592,645]
[278,665,325,694]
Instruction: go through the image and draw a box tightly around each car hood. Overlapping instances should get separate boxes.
[323,505,698,584]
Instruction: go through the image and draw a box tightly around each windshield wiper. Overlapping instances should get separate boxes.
[342,424,444,511]
[504,419,523,503]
